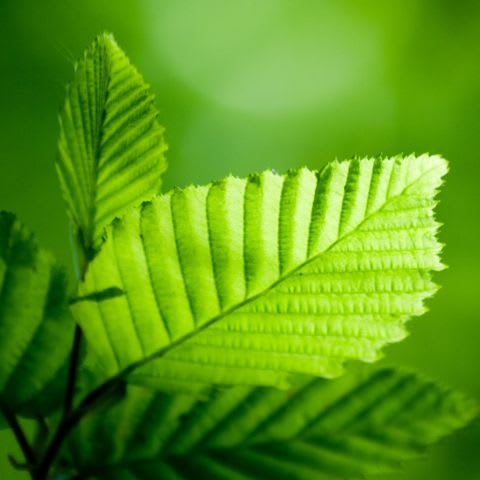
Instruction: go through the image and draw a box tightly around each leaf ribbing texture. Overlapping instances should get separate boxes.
[74,155,447,389]
[56,33,167,252]
[0,212,74,418]
[65,366,477,479]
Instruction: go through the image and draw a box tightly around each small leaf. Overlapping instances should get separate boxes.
[0,212,75,419]
[56,32,167,256]
[70,287,124,305]
[73,155,447,390]
[65,366,478,479]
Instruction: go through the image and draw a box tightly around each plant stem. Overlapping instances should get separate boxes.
[34,377,122,479]
[62,237,88,420]
[32,417,49,458]
[62,325,82,419]
[32,231,90,478]
[0,402,36,474]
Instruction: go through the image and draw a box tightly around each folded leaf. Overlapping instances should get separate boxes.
[56,32,167,255]
[0,212,75,418]
[65,367,477,479]
[74,155,447,390]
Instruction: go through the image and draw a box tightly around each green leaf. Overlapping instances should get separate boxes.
[74,155,447,390]
[0,212,75,419]
[70,286,124,305]
[65,367,477,479]
[56,32,167,255]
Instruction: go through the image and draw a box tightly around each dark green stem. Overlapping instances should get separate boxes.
[62,237,89,420]
[34,377,123,479]
[32,417,49,458]
[62,325,83,420]
[0,401,36,476]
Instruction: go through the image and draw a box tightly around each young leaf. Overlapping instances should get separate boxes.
[69,286,124,305]
[56,32,167,256]
[65,367,477,479]
[73,155,446,390]
[0,212,75,418]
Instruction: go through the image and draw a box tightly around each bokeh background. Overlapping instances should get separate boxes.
[1,0,479,478]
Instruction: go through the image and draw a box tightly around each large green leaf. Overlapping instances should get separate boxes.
[74,155,446,390]
[0,212,75,419]
[65,367,477,479]
[56,33,167,255]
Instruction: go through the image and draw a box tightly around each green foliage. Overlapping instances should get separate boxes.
[65,366,477,479]
[0,212,74,419]
[56,32,167,256]
[74,155,446,390]
[0,33,476,480]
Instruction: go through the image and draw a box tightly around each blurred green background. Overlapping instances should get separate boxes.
[1,0,479,478]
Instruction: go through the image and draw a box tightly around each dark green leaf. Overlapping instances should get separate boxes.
[0,212,75,419]
[65,366,477,479]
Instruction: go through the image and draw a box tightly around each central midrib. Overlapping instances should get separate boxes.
[88,42,113,249]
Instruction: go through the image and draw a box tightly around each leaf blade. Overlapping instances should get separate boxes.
[74,155,447,389]
[66,366,478,479]
[0,212,75,418]
[56,32,167,254]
